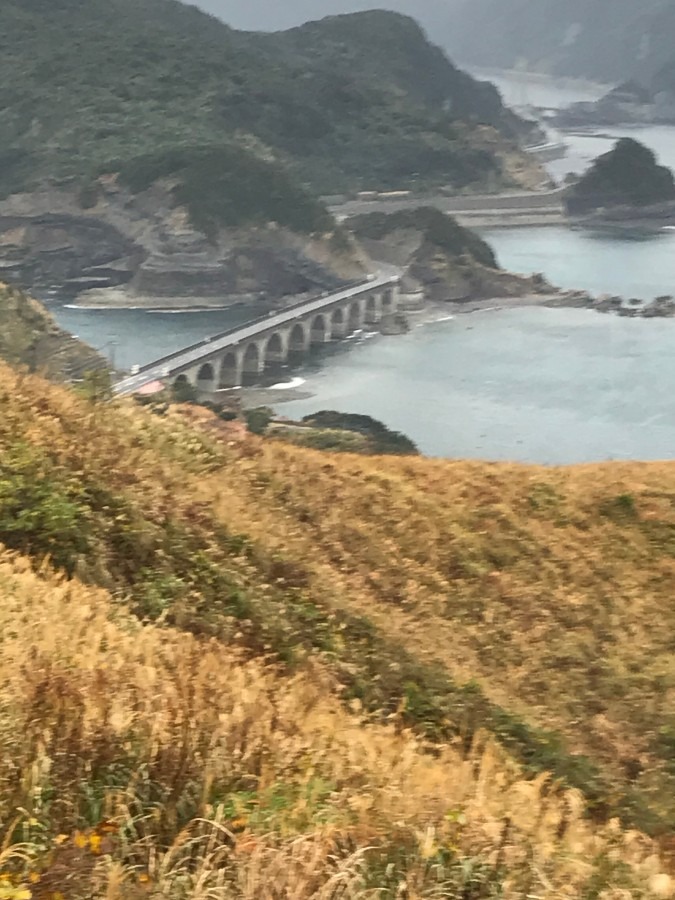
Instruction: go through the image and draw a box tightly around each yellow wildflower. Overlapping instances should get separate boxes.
[89,833,102,855]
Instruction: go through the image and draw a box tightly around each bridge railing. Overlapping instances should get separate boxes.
[128,278,373,375]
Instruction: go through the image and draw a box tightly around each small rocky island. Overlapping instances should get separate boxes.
[565,138,675,222]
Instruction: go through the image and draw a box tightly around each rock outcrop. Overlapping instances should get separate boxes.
[0,182,368,308]
[565,139,675,218]
[349,207,551,304]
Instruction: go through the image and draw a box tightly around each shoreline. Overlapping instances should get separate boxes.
[67,286,261,312]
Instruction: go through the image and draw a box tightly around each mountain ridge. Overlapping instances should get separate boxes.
[0,0,537,201]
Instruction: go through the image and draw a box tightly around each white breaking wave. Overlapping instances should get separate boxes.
[268,376,306,390]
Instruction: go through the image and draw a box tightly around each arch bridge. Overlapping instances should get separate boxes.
[114,275,400,396]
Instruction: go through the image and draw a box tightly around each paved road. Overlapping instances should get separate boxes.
[329,188,566,220]
[114,273,398,396]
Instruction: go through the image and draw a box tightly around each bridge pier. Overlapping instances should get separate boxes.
[241,341,266,385]
[330,307,348,338]
[264,332,289,367]
[310,313,331,345]
[347,298,366,333]
[364,292,383,325]
[219,351,242,389]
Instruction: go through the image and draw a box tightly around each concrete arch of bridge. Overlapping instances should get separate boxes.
[242,342,264,385]
[365,293,382,325]
[288,321,310,353]
[310,313,330,345]
[330,307,347,338]
[348,299,364,334]
[197,362,216,392]
[264,332,288,368]
[174,373,193,390]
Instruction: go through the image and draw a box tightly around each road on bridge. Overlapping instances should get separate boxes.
[114,273,399,396]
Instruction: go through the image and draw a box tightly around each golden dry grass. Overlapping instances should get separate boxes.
[1,362,675,894]
[0,550,672,899]
[202,442,675,827]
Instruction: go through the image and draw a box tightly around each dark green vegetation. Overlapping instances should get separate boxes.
[0,0,534,234]
[298,410,419,455]
[248,407,419,454]
[349,207,498,269]
[116,146,332,237]
[565,139,675,215]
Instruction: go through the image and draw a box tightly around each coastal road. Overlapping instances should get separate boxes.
[328,187,566,223]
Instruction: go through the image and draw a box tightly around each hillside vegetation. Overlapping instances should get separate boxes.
[347,207,549,302]
[0,281,103,379]
[349,208,498,269]
[566,139,675,215]
[0,0,537,224]
[2,363,675,895]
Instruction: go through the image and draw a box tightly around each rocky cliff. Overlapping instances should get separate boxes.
[0,182,368,308]
[349,207,550,303]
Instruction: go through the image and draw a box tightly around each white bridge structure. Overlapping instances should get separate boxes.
[114,274,400,396]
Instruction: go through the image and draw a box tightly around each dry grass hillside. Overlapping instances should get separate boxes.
[0,283,103,381]
[1,362,675,897]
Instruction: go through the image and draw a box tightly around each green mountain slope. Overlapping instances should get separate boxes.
[0,0,538,215]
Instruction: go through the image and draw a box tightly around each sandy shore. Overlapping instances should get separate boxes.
[71,286,255,311]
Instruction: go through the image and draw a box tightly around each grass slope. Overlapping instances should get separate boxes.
[1,365,675,894]
[0,282,104,380]
[0,0,532,215]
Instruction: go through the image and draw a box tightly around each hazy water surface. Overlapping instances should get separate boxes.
[52,304,256,370]
[276,308,675,463]
[484,227,675,300]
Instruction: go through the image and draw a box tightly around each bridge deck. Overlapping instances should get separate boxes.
[114,274,397,395]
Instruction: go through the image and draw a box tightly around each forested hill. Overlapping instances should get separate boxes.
[442,0,675,84]
[0,0,537,220]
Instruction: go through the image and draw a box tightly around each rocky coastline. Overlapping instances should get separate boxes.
[0,184,368,310]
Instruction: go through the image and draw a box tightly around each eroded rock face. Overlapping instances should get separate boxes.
[0,182,367,307]
[0,213,142,291]
[360,225,550,304]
